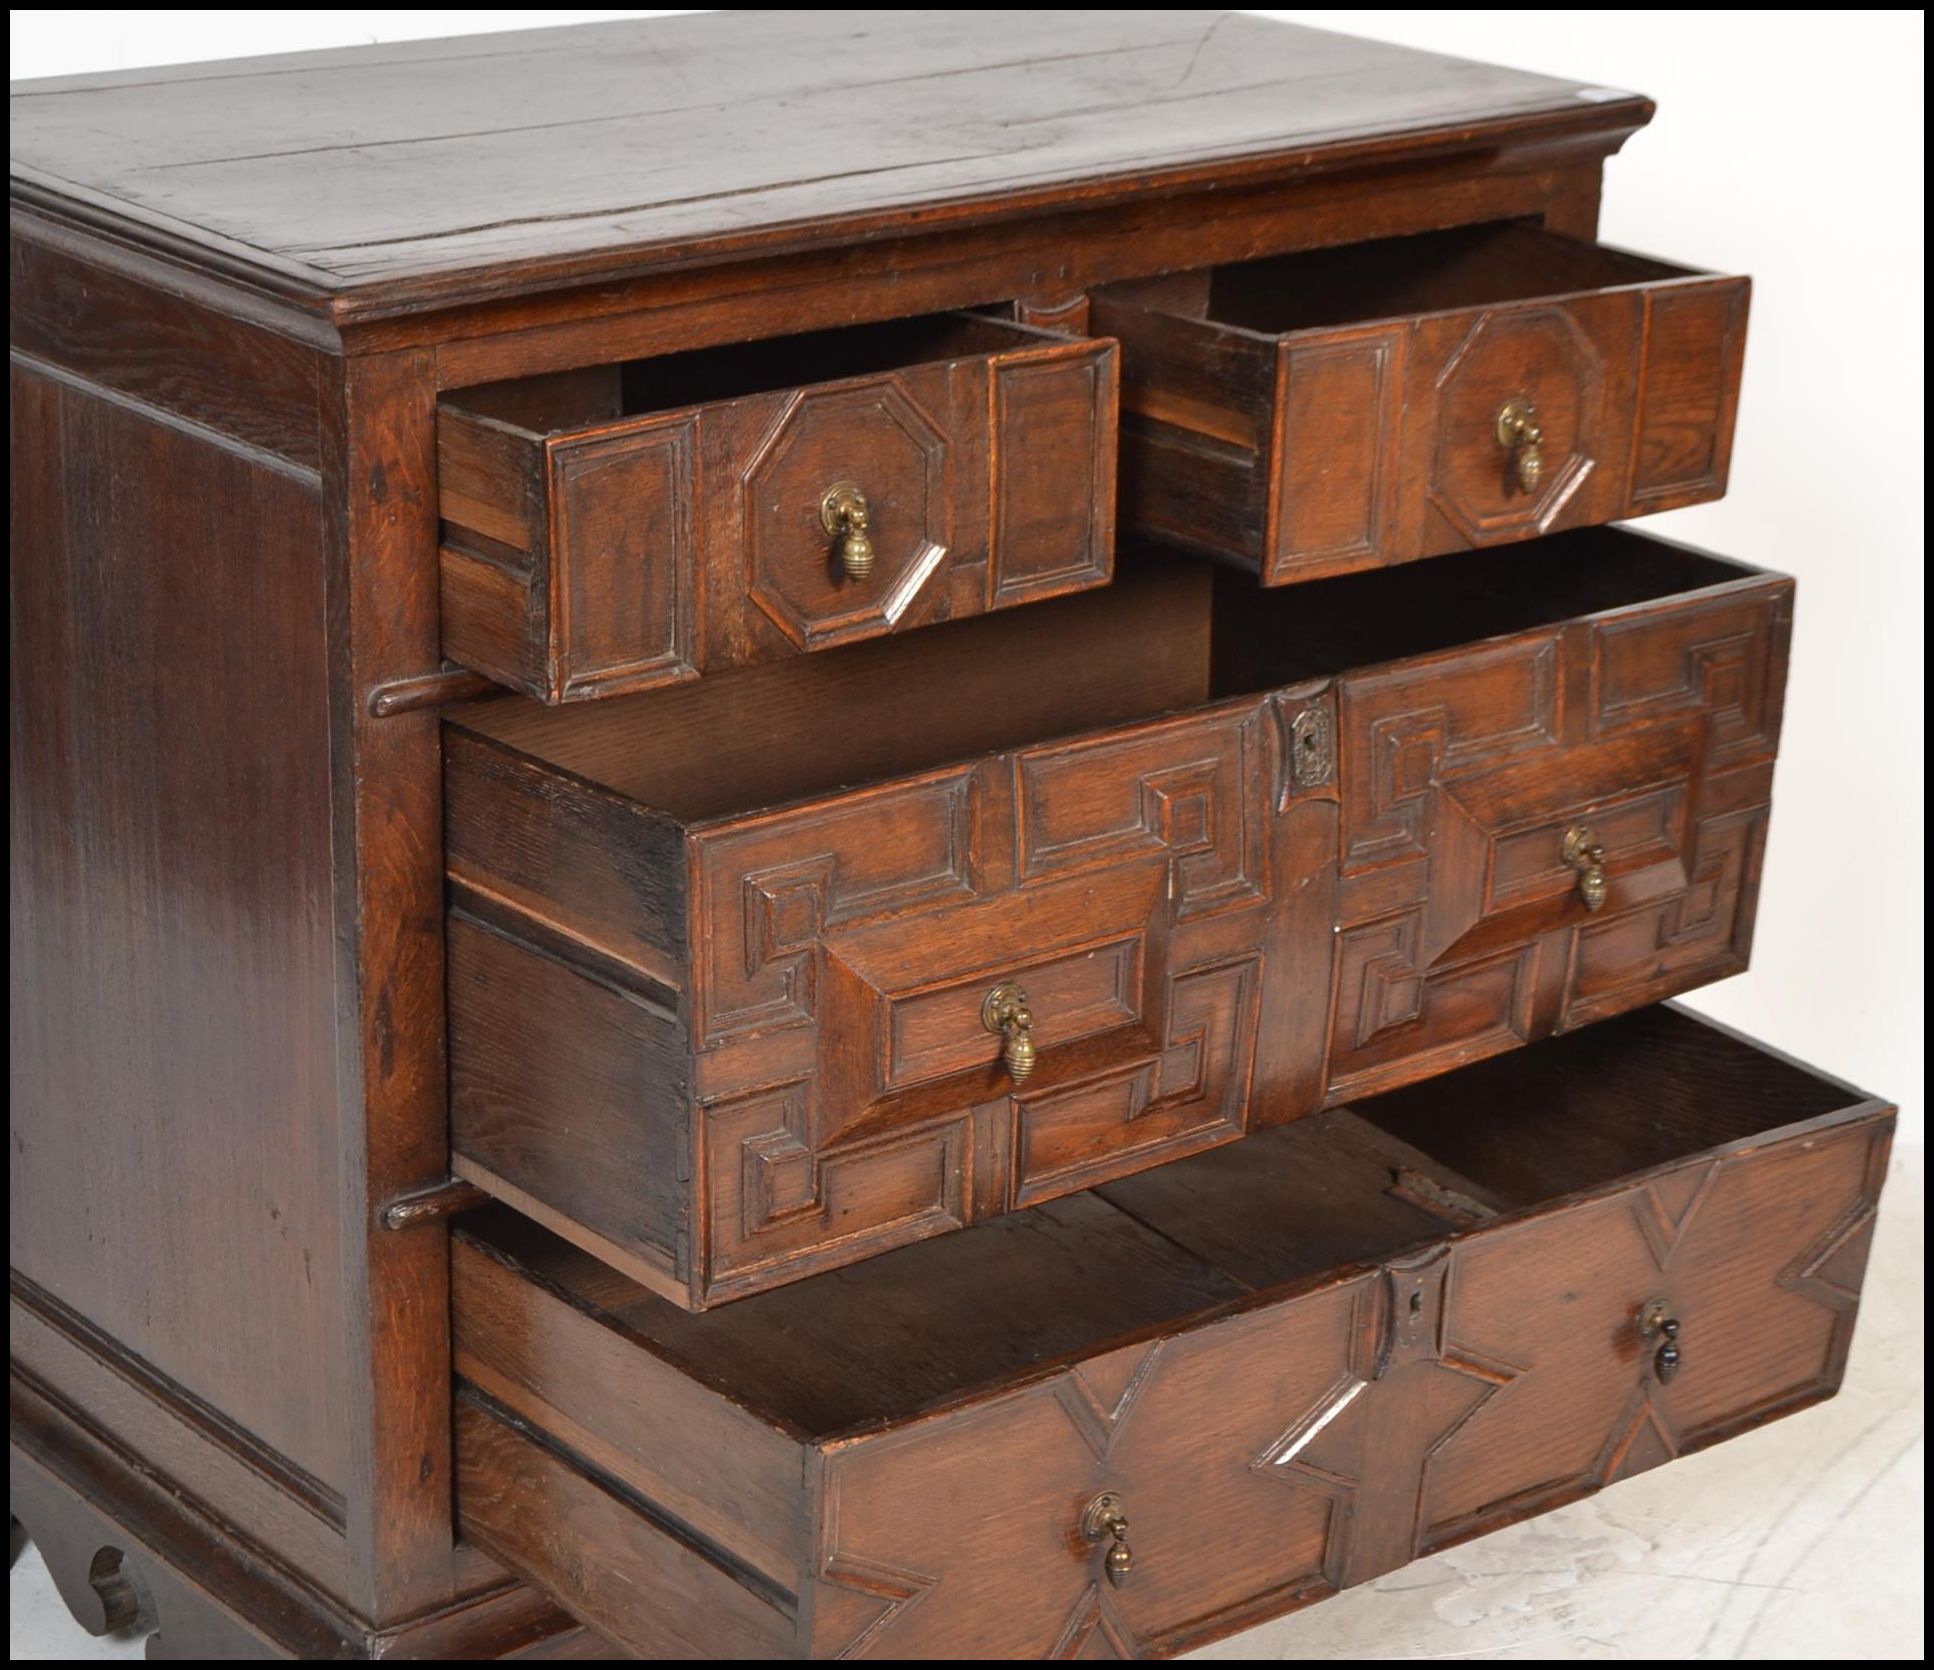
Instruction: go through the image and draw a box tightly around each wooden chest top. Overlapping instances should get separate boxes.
[8,10,1650,317]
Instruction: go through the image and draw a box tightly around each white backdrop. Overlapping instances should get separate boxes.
[10,10,1923,1147]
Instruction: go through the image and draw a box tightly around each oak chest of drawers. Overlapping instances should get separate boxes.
[8,11,1896,1661]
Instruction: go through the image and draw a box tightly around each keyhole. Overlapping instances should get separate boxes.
[1409,1291,1424,1315]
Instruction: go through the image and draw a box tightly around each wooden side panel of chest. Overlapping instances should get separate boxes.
[9,241,351,1565]
[8,224,528,1642]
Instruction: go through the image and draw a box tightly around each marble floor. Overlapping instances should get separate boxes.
[11,1154,1922,1662]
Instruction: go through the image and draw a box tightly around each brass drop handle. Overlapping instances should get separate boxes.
[1081,1492,1134,1589]
[981,982,1037,1083]
[820,483,875,580]
[1562,824,1609,912]
[1640,1297,1684,1385]
[1495,396,1545,494]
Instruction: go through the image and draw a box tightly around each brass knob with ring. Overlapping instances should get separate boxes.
[820,482,875,580]
[1561,823,1609,912]
[1639,1296,1683,1384]
[1081,1491,1134,1589]
[981,982,1037,1082]
[1495,395,1545,494]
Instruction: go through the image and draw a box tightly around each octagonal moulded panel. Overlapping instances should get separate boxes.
[1427,306,1604,546]
[743,377,954,652]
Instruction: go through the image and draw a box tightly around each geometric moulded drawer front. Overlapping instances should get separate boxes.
[443,530,1789,1310]
[443,570,1307,1312]
[438,311,1117,702]
[1324,551,1790,1103]
[1094,223,1749,583]
[451,1006,1895,1659]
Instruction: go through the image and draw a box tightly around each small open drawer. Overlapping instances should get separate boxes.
[451,1005,1894,1658]
[444,527,1789,1308]
[1091,223,1749,583]
[438,312,1117,702]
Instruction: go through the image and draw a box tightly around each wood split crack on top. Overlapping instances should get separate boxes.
[101,33,1217,177]
[1173,15,1230,90]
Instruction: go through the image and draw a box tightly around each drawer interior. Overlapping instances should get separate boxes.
[449,526,1762,822]
[447,311,1066,435]
[1204,523,1751,682]
[1134,222,1702,336]
[454,1005,1875,1440]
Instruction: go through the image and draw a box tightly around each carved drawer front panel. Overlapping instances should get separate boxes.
[444,534,1792,1311]
[805,1284,1364,1659]
[1326,569,1791,1104]
[1419,1118,1893,1554]
[1094,224,1748,582]
[438,313,1117,702]
[452,1007,1895,1660]
[446,660,1302,1312]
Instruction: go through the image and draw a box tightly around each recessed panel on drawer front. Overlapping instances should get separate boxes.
[1093,224,1748,582]
[444,568,1330,1310]
[451,1007,1895,1659]
[1316,539,1789,1104]
[437,311,1117,703]
[444,529,1790,1311]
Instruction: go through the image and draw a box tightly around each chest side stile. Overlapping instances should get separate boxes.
[322,341,485,1617]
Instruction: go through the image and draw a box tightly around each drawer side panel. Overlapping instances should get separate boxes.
[452,1234,807,1584]
[448,915,688,1289]
[456,1398,799,1660]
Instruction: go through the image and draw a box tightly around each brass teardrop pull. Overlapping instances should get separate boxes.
[1639,1297,1684,1385]
[981,982,1036,1082]
[820,482,875,580]
[1495,395,1545,494]
[1562,824,1609,912]
[1081,1491,1134,1589]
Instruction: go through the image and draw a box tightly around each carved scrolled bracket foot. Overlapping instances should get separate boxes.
[9,1470,158,1642]
[11,1451,270,1659]
[10,1494,269,1660]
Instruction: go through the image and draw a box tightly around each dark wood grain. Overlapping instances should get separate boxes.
[452,1233,810,1587]
[8,207,519,1644]
[1090,1111,1475,1291]
[456,1397,799,1662]
[444,727,689,991]
[449,564,1210,821]
[421,145,1622,381]
[443,557,1279,1305]
[502,1624,624,1660]
[4,14,1868,1662]
[1096,223,1750,579]
[9,232,325,468]
[9,357,345,1490]
[9,1276,350,1595]
[11,1372,578,1660]
[9,12,1652,317]
[453,1191,1248,1438]
[452,1006,1894,1658]
[439,313,1117,702]
[448,912,689,1294]
[443,532,1789,1308]
[1354,1004,1871,1207]
[321,346,472,1621]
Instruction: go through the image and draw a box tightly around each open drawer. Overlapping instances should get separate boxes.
[1091,223,1749,582]
[451,1005,1895,1659]
[438,312,1117,702]
[444,527,1789,1308]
